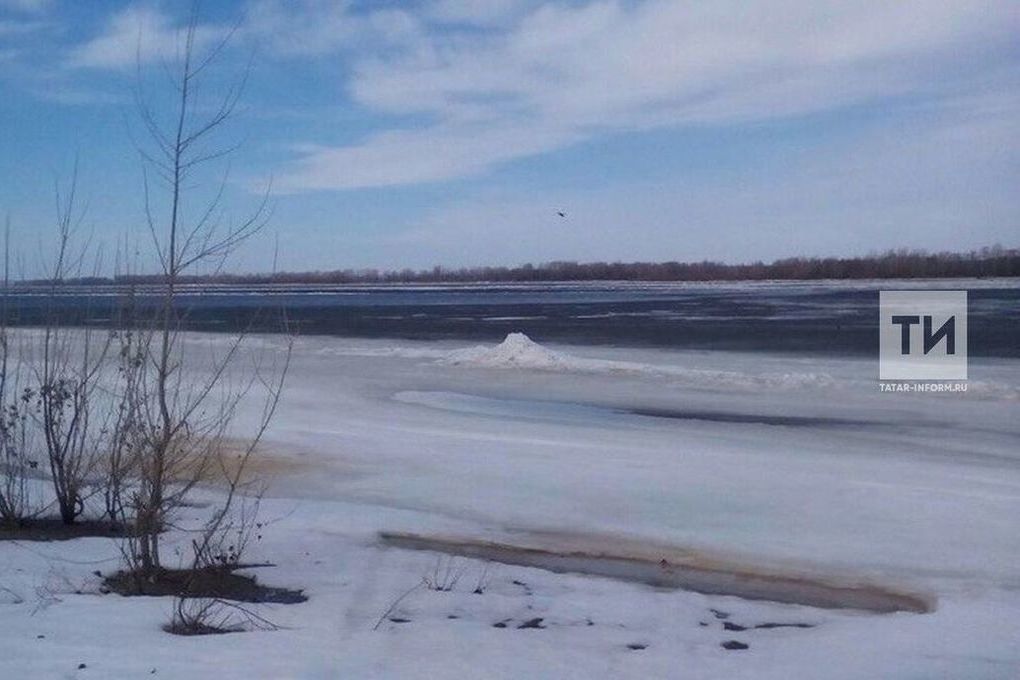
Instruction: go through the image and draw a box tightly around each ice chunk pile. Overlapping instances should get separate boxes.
[442,332,570,370]
[439,332,840,389]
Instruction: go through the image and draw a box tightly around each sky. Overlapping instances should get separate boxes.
[0,0,1017,276]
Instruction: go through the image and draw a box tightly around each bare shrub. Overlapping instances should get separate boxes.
[166,596,277,636]
[0,219,48,528]
[28,164,115,525]
[0,384,37,527]
[0,217,34,528]
[167,597,239,635]
[192,486,265,570]
[0,266,36,526]
[472,561,494,595]
[423,555,467,592]
[99,327,145,525]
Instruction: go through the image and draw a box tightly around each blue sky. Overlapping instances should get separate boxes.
[0,0,1017,275]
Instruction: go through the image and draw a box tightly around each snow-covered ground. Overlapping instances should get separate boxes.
[2,332,1018,678]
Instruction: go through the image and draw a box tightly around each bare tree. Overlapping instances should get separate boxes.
[122,6,286,576]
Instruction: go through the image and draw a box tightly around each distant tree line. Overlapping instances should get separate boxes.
[12,245,1020,287]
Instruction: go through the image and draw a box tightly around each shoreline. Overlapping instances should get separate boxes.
[379,531,934,614]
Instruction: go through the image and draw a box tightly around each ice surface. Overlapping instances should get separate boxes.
[2,329,1018,678]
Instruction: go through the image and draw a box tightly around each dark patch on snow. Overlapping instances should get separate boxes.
[105,566,307,604]
[721,640,749,651]
[517,617,545,629]
[164,622,242,636]
[0,518,131,542]
[755,621,815,629]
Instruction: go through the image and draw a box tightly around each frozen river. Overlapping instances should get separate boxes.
[250,331,1020,591]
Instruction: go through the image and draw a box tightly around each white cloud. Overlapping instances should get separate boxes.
[276,121,578,191]
[426,0,532,26]
[272,0,1018,192]
[356,94,1019,268]
[242,0,422,57]
[68,5,226,70]
[243,0,357,57]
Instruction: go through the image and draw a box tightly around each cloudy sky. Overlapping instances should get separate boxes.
[0,0,1017,274]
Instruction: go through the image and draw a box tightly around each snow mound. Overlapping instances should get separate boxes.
[439,332,838,388]
[442,333,570,370]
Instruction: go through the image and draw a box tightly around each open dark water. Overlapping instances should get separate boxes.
[4,280,1018,357]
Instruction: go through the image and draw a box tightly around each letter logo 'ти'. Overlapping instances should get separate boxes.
[880,291,967,380]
